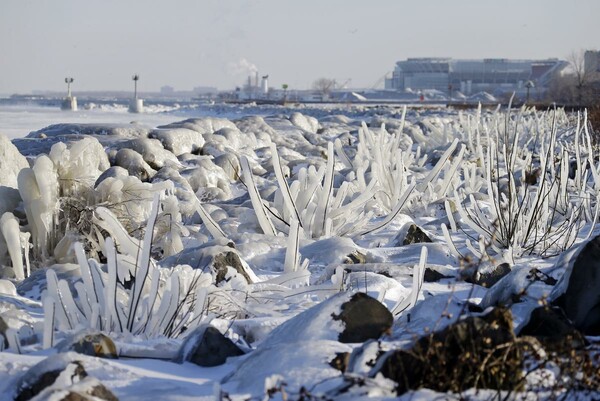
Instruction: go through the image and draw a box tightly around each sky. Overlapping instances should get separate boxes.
[0,0,599,94]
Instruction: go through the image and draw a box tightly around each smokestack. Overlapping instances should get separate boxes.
[255,71,259,88]
[261,75,269,95]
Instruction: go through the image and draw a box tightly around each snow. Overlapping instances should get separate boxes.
[0,101,598,400]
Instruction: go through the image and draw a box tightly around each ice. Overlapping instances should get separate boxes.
[0,103,597,400]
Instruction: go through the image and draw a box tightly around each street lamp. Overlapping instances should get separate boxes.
[61,77,77,111]
[525,80,534,104]
[65,77,74,97]
[129,74,144,113]
[132,74,140,99]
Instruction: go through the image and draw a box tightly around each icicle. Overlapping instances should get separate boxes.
[240,156,277,236]
[270,143,302,225]
[105,237,124,332]
[195,201,226,239]
[127,194,160,332]
[0,212,24,281]
[284,219,300,273]
[43,296,56,349]
[314,142,335,238]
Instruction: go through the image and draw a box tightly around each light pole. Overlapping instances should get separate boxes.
[132,74,140,99]
[61,77,77,111]
[129,74,144,113]
[65,77,74,97]
[525,80,534,104]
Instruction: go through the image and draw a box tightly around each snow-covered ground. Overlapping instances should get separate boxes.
[0,102,598,400]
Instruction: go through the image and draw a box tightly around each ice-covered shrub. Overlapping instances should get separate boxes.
[48,137,110,198]
[18,155,59,259]
[0,212,28,280]
[454,107,595,257]
[43,196,212,341]
[0,134,30,189]
[241,142,382,239]
[350,116,464,215]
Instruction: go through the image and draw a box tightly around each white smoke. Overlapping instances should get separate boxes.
[227,58,258,77]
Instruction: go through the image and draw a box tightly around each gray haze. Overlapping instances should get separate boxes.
[1,0,598,94]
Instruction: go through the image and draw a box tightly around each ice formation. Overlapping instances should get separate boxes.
[0,105,598,400]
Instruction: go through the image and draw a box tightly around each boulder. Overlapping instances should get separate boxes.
[463,262,512,288]
[10,353,118,401]
[262,292,392,347]
[178,326,244,367]
[161,239,258,285]
[550,235,600,335]
[397,224,433,246]
[519,306,586,351]
[94,166,129,188]
[480,266,554,309]
[424,267,449,282]
[375,308,523,394]
[57,332,118,359]
[333,292,393,343]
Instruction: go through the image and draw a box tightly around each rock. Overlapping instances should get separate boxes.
[178,326,244,367]
[161,238,258,285]
[0,315,8,348]
[376,308,523,394]
[424,268,449,282]
[344,250,367,264]
[10,353,117,401]
[212,251,252,284]
[94,166,129,188]
[10,352,118,401]
[480,266,553,309]
[550,235,600,335]
[519,306,586,350]
[329,352,350,372]
[57,332,118,359]
[261,292,391,347]
[14,360,87,401]
[401,224,433,245]
[113,148,155,181]
[464,263,512,288]
[333,292,393,343]
[213,153,241,181]
[30,378,119,401]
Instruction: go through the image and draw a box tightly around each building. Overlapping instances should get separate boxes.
[585,50,600,81]
[385,57,568,97]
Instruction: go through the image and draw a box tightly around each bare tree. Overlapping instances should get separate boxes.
[568,50,593,105]
[312,78,336,97]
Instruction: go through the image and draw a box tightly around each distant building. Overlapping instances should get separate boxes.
[193,86,218,95]
[160,85,175,94]
[385,57,568,97]
[585,50,600,81]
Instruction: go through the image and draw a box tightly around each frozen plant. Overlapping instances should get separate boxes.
[43,195,212,342]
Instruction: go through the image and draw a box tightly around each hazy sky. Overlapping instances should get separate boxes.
[1,0,598,94]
